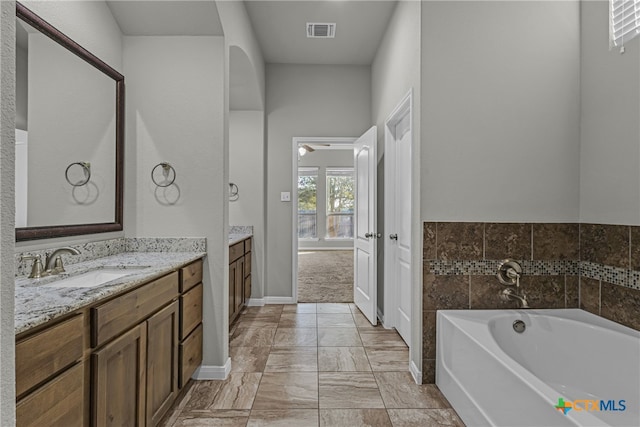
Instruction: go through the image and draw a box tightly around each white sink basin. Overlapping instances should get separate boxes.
[44,267,149,288]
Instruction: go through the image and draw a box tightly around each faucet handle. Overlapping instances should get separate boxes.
[52,256,66,274]
[20,255,45,279]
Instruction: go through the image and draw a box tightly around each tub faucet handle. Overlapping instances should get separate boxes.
[497,259,523,286]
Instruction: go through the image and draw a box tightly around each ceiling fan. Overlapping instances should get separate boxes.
[298,143,331,156]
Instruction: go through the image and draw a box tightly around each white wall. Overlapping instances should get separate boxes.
[298,148,354,250]
[266,64,371,298]
[123,36,228,367]
[229,111,265,298]
[421,0,581,222]
[15,45,27,131]
[0,1,16,423]
[580,0,640,225]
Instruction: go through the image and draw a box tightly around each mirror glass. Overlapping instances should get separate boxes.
[15,3,124,241]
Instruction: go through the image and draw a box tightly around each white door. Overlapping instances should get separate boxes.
[353,126,378,325]
[385,96,412,346]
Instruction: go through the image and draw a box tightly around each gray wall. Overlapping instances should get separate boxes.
[265,64,371,298]
[421,0,581,222]
[229,111,265,299]
[580,0,640,225]
[123,36,228,367]
[15,45,26,131]
[0,2,15,424]
[298,148,354,250]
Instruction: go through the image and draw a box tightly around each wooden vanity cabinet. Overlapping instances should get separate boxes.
[229,237,252,324]
[178,261,204,388]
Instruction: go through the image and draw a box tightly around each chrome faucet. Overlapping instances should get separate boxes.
[500,288,529,308]
[44,247,80,274]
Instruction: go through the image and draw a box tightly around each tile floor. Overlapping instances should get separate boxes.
[161,303,464,427]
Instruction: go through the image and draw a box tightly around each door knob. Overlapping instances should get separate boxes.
[389,234,398,240]
[365,232,373,238]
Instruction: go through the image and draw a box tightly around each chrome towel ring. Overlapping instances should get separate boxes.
[65,162,91,187]
[151,162,176,187]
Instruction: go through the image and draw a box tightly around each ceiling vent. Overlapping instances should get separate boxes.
[306,23,336,38]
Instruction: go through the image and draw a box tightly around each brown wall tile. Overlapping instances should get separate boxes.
[423,222,437,260]
[436,222,483,261]
[580,277,600,315]
[630,227,640,270]
[601,282,640,331]
[423,311,436,360]
[520,276,565,309]
[565,276,579,308]
[532,223,579,260]
[580,224,629,269]
[469,275,519,309]
[423,274,469,310]
[422,359,435,384]
[485,223,531,260]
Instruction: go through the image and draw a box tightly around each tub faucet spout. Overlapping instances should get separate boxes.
[501,288,529,309]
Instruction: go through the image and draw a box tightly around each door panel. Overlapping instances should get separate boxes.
[353,126,377,325]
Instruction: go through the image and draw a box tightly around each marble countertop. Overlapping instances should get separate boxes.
[229,233,252,246]
[15,251,206,335]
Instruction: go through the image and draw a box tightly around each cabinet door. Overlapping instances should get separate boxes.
[92,324,146,427]
[234,258,244,314]
[146,301,179,426]
[229,260,237,322]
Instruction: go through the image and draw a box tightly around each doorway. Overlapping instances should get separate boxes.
[292,138,355,303]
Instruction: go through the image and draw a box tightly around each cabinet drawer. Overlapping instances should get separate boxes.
[17,362,84,427]
[16,314,84,398]
[180,283,203,339]
[244,238,252,253]
[179,324,203,389]
[229,241,244,263]
[180,259,203,292]
[92,271,179,348]
[244,253,251,278]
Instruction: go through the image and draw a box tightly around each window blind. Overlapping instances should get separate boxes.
[611,0,640,50]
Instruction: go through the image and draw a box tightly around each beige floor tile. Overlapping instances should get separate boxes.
[278,313,317,328]
[359,330,408,347]
[387,409,465,426]
[375,372,449,409]
[265,347,318,372]
[159,381,198,426]
[230,326,277,347]
[316,303,352,313]
[352,311,381,329]
[318,347,371,372]
[184,374,262,410]
[365,346,410,371]
[317,313,356,327]
[233,316,280,329]
[320,409,392,427]
[273,327,317,346]
[243,305,284,315]
[230,346,271,373]
[318,327,362,347]
[253,372,319,409]
[172,410,250,426]
[282,303,317,313]
[318,372,385,409]
[247,409,319,427]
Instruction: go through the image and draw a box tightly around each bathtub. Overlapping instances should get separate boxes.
[436,309,640,427]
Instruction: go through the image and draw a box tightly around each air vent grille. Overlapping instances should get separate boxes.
[306,23,336,38]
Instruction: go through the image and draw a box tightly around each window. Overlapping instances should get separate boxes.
[611,0,640,50]
[298,167,318,239]
[326,168,354,239]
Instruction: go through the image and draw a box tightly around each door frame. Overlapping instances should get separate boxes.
[383,89,423,384]
[291,137,356,303]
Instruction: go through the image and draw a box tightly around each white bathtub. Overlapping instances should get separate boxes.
[436,309,640,427]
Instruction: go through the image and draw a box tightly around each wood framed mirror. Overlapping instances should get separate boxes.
[15,2,124,241]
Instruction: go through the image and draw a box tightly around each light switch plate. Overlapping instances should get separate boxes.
[281,192,291,202]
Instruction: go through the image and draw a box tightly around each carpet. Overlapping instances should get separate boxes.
[297,250,353,303]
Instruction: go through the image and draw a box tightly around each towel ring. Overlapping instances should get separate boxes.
[151,162,176,187]
[65,162,91,187]
[229,182,239,201]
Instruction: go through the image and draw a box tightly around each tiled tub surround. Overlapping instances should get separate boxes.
[422,222,640,383]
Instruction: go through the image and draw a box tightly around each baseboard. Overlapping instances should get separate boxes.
[264,296,296,304]
[298,247,354,251]
[192,358,231,380]
[245,298,265,307]
[410,359,422,384]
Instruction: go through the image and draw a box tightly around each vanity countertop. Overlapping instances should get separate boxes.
[229,233,252,246]
[15,251,206,335]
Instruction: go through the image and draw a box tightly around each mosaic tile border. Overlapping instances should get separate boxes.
[427,260,639,291]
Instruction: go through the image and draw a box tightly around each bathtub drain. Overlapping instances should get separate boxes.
[513,320,526,333]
